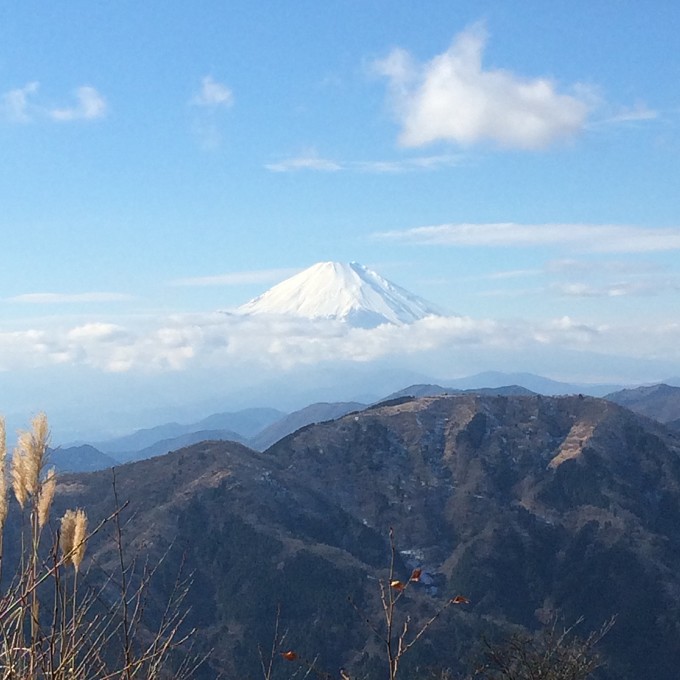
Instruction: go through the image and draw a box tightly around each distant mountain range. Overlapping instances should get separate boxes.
[605,383,680,430]
[443,370,626,397]
[237,261,442,327]
[51,376,680,473]
[52,392,680,678]
[48,445,119,473]
[384,383,537,399]
[53,402,367,472]
[92,407,283,454]
[249,401,366,451]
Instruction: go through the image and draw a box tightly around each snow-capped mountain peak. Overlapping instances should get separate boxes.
[237,261,442,327]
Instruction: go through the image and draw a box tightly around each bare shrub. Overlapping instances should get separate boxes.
[0,413,200,679]
[472,616,616,680]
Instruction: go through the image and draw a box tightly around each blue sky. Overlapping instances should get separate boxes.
[1,1,679,437]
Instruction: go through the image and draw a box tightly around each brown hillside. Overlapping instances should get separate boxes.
[49,394,680,679]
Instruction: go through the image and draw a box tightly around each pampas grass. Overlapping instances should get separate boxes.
[0,413,199,679]
[60,507,88,570]
[0,417,7,533]
[11,411,50,514]
[37,466,57,530]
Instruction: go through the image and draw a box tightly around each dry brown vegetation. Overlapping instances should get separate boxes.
[0,413,199,679]
[0,411,613,679]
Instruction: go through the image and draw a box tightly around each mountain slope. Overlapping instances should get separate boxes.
[237,261,442,327]
[93,407,284,455]
[116,428,247,463]
[605,383,680,424]
[266,394,680,678]
[384,383,536,399]
[52,394,680,679]
[448,371,624,396]
[249,401,366,451]
[48,445,119,472]
[194,407,284,437]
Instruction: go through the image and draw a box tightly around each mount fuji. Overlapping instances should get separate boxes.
[237,261,443,328]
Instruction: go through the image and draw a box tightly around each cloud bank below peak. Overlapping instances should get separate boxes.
[2,309,680,381]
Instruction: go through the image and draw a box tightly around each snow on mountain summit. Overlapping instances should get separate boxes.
[237,261,442,327]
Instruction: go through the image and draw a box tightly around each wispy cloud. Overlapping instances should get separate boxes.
[7,292,133,304]
[49,86,107,121]
[468,258,678,299]
[189,76,234,149]
[171,268,299,287]
[592,102,659,126]
[484,268,544,281]
[552,279,679,298]
[1,82,107,123]
[376,222,680,253]
[373,22,591,150]
[354,154,463,173]
[546,258,663,275]
[265,152,342,172]
[265,150,462,173]
[191,76,233,108]
[1,82,39,122]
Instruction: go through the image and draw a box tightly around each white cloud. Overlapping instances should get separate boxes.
[62,320,201,373]
[465,258,678,299]
[67,323,129,342]
[265,151,342,172]
[376,222,680,253]
[1,82,106,123]
[373,23,590,149]
[532,316,602,345]
[191,76,233,108]
[171,268,300,287]
[189,76,234,149]
[552,279,678,298]
[354,154,463,173]
[265,151,462,173]
[595,102,659,126]
[546,258,663,275]
[1,81,39,122]
[8,292,133,304]
[4,307,679,378]
[49,86,107,121]
[486,268,543,281]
